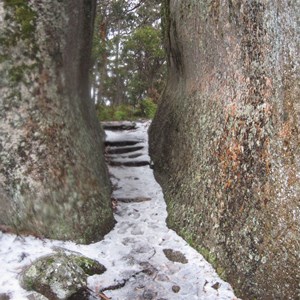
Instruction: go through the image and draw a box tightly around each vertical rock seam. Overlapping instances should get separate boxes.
[0,0,115,243]
[150,0,299,299]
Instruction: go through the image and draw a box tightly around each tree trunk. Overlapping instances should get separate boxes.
[97,19,108,104]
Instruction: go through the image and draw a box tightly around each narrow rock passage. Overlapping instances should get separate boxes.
[0,121,239,300]
[93,121,239,300]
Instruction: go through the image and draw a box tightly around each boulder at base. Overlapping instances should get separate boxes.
[21,252,106,300]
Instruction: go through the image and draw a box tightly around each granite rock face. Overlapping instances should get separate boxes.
[0,1,114,243]
[149,0,299,298]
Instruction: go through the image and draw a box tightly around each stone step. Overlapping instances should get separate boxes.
[102,121,137,131]
[108,160,150,167]
[105,140,141,147]
[115,197,151,203]
[106,146,144,155]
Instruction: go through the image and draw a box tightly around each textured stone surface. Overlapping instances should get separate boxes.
[149,0,299,299]
[0,1,114,242]
[21,252,106,300]
[27,292,48,300]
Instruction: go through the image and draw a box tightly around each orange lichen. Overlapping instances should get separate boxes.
[278,121,292,139]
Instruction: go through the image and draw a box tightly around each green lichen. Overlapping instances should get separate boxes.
[8,61,39,84]
[166,198,227,280]
[22,265,37,289]
[72,256,106,276]
[8,65,25,83]
[3,0,37,42]
[179,226,227,279]
[1,1,39,87]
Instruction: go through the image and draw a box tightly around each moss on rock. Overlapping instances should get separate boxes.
[21,252,106,300]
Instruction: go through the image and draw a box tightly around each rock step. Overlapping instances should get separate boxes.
[105,140,141,147]
[115,197,151,203]
[108,160,150,167]
[102,121,137,131]
[106,146,144,155]
[128,153,143,159]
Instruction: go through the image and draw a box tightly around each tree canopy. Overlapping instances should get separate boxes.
[92,0,166,108]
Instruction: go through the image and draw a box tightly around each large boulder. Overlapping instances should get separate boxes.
[149,0,299,299]
[0,1,114,242]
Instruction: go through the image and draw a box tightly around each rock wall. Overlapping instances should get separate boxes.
[0,0,114,243]
[149,0,299,298]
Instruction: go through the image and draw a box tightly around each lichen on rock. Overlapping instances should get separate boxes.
[0,0,115,243]
[20,252,106,300]
[150,0,300,298]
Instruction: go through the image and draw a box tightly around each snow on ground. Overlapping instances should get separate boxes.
[0,121,239,300]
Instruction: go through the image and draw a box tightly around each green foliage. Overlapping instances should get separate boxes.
[124,26,165,59]
[8,65,24,82]
[92,0,166,107]
[123,26,166,104]
[139,98,157,119]
[97,98,157,121]
[97,104,136,121]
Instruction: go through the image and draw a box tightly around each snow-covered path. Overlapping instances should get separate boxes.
[0,121,239,300]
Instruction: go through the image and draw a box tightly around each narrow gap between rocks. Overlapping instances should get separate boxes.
[0,121,239,300]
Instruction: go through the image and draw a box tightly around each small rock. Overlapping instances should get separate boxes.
[143,289,157,300]
[211,282,221,290]
[172,285,181,293]
[140,261,158,276]
[122,237,137,245]
[0,294,10,300]
[73,255,106,276]
[128,211,141,219]
[163,249,188,264]
[156,273,169,282]
[134,244,153,254]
